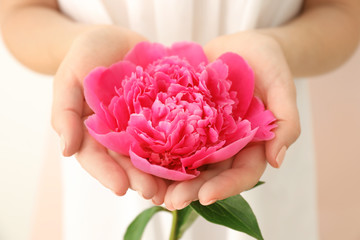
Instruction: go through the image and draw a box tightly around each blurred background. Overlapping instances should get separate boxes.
[0,35,360,240]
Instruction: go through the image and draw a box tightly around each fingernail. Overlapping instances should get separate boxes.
[203,199,217,206]
[166,204,175,211]
[137,190,145,199]
[112,190,124,196]
[152,198,160,205]
[60,134,66,155]
[180,200,192,209]
[276,146,287,167]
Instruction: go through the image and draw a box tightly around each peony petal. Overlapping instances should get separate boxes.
[129,145,199,181]
[84,61,136,116]
[128,114,166,143]
[244,97,277,141]
[100,102,117,131]
[167,42,209,68]
[218,52,254,118]
[124,41,167,68]
[205,60,229,97]
[188,127,257,169]
[172,133,199,155]
[112,96,130,131]
[151,98,170,125]
[181,142,224,167]
[223,119,252,145]
[85,115,134,155]
[188,120,257,169]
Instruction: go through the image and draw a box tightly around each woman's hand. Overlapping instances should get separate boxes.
[51,26,167,203]
[164,31,301,210]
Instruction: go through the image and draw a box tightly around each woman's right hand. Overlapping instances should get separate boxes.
[51,26,167,204]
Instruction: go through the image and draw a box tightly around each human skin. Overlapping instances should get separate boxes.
[1,0,359,209]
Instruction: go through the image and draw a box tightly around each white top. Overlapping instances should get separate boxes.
[58,0,302,45]
[58,1,319,240]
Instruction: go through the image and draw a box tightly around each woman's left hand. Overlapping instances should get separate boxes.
[164,31,301,210]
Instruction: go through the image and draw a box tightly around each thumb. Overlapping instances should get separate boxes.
[51,69,84,156]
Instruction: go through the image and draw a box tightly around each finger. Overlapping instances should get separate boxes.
[51,69,84,157]
[265,76,300,168]
[151,178,169,205]
[109,151,159,200]
[166,159,232,210]
[82,100,93,116]
[164,183,177,211]
[76,132,130,196]
[167,178,202,210]
[198,144,267,205]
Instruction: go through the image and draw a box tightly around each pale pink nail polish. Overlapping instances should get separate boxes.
[181,200,192,209]
[152,199,160,205]
[276,146,287,167]
[60,134,66,155]
[166,204,175,211]
[203,199,217,206]
[137,190,145,198]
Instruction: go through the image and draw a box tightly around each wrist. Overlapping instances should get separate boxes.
[255,28,298,77]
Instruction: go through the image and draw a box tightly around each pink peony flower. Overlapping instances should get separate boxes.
[84,42,276,181]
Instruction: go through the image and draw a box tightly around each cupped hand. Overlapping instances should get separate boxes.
[164,31,300,210]
[51,25,167,203]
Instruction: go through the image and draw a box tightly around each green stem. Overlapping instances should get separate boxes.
[169,210,178,240]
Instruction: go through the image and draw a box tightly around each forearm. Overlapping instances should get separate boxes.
[261,1,360,77]
[0,4,88,74]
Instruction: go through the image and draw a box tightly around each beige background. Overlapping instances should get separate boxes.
[0,36,359,239]
[310,46,360,240]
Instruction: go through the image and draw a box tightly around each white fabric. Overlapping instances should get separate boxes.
[58,0,318,239]
[58,0,302,45]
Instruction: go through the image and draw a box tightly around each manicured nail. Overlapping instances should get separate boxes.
[112,190,123,196]
[60,134,66,155]
[166,204,175,211]
[276,146,287,167]
[203,199,217,206]
[180,200,192,209]
[137,190,145,198]
[152,198,160,205]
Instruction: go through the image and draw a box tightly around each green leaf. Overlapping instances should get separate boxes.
[124,206,169,240]
[190,195,263,240]
[175,206,199,239]
[252,181,265,189]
